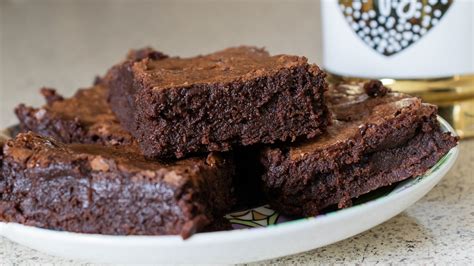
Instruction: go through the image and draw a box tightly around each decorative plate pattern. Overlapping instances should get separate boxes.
[339,0,453,56]
[225,206,283,229]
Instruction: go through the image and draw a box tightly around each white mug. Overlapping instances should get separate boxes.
[321,0,474,79]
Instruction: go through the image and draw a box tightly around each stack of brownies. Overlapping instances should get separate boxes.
[0,47,458,238]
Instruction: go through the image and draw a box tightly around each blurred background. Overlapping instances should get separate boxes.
[0,0,322,127]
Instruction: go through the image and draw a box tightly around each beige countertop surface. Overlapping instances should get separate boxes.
[1,1,473,264]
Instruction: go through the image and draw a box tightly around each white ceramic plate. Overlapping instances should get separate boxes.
[0,117,459,264]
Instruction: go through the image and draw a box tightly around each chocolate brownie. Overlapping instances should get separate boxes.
[15,47,167,146]
[0,132,235,238]
[107,46,329,158]
[15,85,133,146]
[260,82,458,216]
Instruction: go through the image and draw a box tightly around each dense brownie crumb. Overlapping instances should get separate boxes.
[107,46,329,158]
[260,83,458,217]
[0,132,235,238]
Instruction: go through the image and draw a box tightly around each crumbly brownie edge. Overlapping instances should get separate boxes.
[176,153,236,237]
[15,99,132,147]
[106,61,140,134]
[132,64,328,158]
[105,48,169,135]
[282,99,439,176]
[15,103,87,143]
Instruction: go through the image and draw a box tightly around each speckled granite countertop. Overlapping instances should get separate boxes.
[1,1,473,264]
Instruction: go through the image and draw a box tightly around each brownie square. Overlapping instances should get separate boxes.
[0,132,235,238]
[260,81,458,217]
[107,46,329,158]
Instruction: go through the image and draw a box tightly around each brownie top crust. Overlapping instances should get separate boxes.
[15,84,133,145]
[43,85,116,127]
[287,82,437,160]
[4,132,224,187]
[132,46,320,89]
